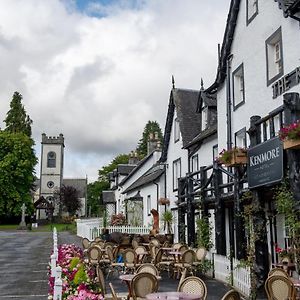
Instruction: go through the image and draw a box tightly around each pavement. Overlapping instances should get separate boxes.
[0,230,261,299]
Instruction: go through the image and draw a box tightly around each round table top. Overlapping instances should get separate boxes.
[161,247,174,251]
[169,251,182,255]
[291,278,300,287]
[146,291,202,300]
[119,274,162,281]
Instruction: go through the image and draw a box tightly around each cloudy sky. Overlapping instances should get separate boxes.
[0,0,229,182]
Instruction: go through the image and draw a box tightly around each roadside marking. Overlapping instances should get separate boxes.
[32,270,46,273]
[29,280,48,283]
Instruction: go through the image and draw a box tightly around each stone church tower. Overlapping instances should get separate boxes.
[39,133,64,211]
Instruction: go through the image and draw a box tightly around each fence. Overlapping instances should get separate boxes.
[212,253,251,297]
[76,218,150,240]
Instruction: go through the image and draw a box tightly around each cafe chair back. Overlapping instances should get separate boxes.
[82,237,90,250]
[265,275,296,300]
[178,276,207,300]
[172,243,182,250]
[268,267,289,278]
[178,244,189,253]
[123,248,137,273]
[136,263,159,276]
[132,239,139,249]
[221,289,241,300]
[131,272,159,300]
[87,245,103,266]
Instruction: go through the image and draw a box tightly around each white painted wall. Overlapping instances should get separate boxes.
[217,0,300,153]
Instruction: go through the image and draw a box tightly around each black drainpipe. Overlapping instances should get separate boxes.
[226,54,233,150]
[154,181,159,212]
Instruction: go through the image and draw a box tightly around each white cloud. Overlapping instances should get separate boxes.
[0,0,229,182]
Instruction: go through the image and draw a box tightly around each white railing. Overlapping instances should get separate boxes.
[76,218,150,240]
[76,218,103,239]
[214,253,231,283]
[232,258,251,297]
[212,253,251,297]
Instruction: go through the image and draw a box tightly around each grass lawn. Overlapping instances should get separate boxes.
[0,223,76,233]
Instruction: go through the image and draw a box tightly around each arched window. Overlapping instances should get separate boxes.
[47,151,56,168]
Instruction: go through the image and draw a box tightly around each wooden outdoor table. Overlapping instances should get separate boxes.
[146,291,202,300]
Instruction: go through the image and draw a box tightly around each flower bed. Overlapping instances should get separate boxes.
[48,244,103,300]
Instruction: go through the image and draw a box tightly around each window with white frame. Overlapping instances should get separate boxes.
[233,63,245,109]
[235,128,247,148]
[173,158,181,191]
[174,118,180,142]
[266,27,283,86]
[191,154,199,173]
[202,107,208,130]
[147,195,151,215]
[246,0,258,25]
[213,144,218,161]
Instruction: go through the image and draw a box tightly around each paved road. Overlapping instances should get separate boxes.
[0,230,81,300]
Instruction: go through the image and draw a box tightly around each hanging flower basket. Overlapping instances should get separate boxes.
[218,147,248,167]
[158,198,170,205]
[279,120,300,150]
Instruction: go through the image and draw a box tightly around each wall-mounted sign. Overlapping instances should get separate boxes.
[272,66,300,99]
[248,137,283,189]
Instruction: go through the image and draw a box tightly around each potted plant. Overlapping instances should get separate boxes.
[161,210,173,235]
[279,120,300,149]
[218,147,247,166]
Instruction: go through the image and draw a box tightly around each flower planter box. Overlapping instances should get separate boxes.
[283,139,300,150]
[224,152,248,167]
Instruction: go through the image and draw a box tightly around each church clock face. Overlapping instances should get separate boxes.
[47,181,55,188]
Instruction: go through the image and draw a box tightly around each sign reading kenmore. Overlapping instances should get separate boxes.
[247,137,283,189]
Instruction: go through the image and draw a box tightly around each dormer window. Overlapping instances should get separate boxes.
[233,63,245,109]
[246,0,258,25]
[266,27,283,86]
[174,118,180,142]
[202,107,208,130]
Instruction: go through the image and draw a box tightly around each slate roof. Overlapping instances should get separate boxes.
[123,164,165,193]
[62,178,87,198]
[117,164,136,175]
[102,191,116,203]
[196,90,217,113]
[119,150,161,186]
[184,123,218,148]
[160,88,201,162]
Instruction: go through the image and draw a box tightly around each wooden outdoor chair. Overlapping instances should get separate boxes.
[106,246,124,278]
[108,282,128,300]
[178,276,207,300]
[174,249,195,278]
[87,245,103,267]
[136,263,159,276]
[265,275,296,300]
[82,237,90,250]
[123,248,137,274]
[177,268,187,291]
[131,272,159,300]
[220,289,241,300]
[268,267,289,278]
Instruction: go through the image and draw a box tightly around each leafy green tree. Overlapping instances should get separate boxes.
[98,154,129,181]
[4,92,33,136]
[136,120,163,158]
[55,185,82,216]
[87,180,109,216]
[0,131,37,217]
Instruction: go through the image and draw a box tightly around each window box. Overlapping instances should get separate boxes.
[279,120,300,150]
[219,147,248,167]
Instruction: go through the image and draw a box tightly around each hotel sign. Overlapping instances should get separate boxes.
[248,137,283,189]
[272,66,300,98]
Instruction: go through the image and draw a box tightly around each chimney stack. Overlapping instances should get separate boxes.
[128,150,139,165]
[147,131,161,155]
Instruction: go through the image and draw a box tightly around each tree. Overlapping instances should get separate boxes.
[87,180,109,216]
[98,154,129,181]
[136,120,163,158]
[4,91,33,136]
[0,131,37,218]
[55,185,82,216]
